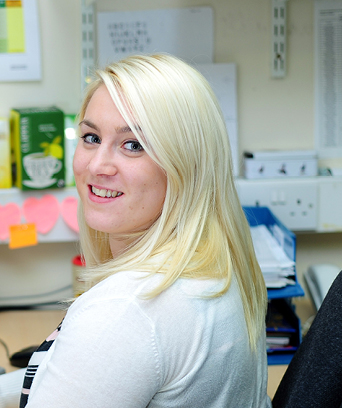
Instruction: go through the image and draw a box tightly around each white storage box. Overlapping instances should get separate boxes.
[243,150,318,179]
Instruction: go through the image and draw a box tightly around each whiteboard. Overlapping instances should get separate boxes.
[96,7,213,66]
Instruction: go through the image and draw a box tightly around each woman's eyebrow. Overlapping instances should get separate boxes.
[116,126,133,134]
[79,119,99,131]
[79,120,140,135]
[116,125,143,135]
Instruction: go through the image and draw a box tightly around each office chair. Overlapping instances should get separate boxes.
[272,270,342,408]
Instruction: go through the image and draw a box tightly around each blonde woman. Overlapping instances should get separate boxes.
[1,54,271,408]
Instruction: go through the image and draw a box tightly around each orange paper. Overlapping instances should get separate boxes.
[9,223,38,249]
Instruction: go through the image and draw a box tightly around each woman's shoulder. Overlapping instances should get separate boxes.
[66,271,244,330]
[68,271,153,311]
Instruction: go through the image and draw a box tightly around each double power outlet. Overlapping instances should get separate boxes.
[236,178,318,231]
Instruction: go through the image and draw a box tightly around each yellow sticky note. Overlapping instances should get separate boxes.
[9,223,38,249]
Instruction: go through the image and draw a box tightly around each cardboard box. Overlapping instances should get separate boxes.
[243,150,318,179]
[64,114,78,187]
[11,107,65,190]
[0,117,12,188]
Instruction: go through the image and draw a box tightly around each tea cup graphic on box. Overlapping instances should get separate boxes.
[11,107,65,190]
[23,153,62,188]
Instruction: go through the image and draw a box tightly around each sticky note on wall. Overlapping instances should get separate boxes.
[0,202,21,240]
[23,194,59,234]
[9,223,38,249]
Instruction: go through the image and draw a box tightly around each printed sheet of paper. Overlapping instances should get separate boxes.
[0,0,41,81]
[97,7,213,66]
[250,224,295,288]
[314,0,342,158]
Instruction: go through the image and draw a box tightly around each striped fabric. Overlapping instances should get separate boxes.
[19,321,63,408]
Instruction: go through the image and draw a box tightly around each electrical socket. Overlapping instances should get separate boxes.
[236,178,318,231]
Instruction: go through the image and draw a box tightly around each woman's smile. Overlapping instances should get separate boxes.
[90,185,124,199]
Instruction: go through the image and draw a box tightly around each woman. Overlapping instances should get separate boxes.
[1,54,271,407]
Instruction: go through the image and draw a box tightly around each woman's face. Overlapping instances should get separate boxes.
[73,85,167,250]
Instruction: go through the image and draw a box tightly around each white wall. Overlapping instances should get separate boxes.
[0,0,82,116]
[0,0,341,301]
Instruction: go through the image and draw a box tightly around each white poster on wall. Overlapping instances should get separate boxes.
[96,7,214,66]
[0,0,41,82]
[196,63,239,176]
[314,0,342,158]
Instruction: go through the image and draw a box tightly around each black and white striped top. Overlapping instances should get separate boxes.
[20,321,63,408]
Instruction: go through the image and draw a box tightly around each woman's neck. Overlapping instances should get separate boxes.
[109,234,135,258]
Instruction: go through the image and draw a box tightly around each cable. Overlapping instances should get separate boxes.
[0,285,72,302]
[301,314,316,338]
[0,338,10,360]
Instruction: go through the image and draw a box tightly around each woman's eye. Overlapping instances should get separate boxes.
[123,140,144,152]
[81,133,101,144]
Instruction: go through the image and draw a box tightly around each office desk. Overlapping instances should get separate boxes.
[0,309,66,374]
[0,298,315,399]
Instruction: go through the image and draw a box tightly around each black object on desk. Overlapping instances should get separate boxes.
[10,345,38,368]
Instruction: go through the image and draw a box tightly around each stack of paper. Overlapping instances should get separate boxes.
[266,301,297,354]
[250,224,295,288]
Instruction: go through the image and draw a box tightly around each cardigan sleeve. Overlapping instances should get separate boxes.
[0,368,25,408]
[26,298,162,408]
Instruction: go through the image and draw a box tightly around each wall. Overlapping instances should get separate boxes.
[0,0,340,302]
[0,0,82,116]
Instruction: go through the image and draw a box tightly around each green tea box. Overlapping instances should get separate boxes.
[10,107,65,190]
[64,114,78,187]
[0,117,12,188]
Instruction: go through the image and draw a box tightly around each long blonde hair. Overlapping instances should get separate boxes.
[77,54,267,349]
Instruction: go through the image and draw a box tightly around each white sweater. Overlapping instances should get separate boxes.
[3,271,272,407]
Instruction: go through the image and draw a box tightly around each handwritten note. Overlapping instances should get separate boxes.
[97,7,213,66]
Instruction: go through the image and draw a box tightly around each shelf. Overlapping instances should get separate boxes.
[243,206,304,365]
[267,298,302,365]
[267,283,304,299]
[0,187,79,244]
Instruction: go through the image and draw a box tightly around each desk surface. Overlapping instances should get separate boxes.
[0,309,66,373]
[0,298,315,400]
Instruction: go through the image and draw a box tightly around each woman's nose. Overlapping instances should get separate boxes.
[87,145,118,176]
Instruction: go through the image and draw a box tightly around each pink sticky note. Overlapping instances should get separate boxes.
[0,203,21,240]
[61,196,79,233]
[23,195,60,234]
